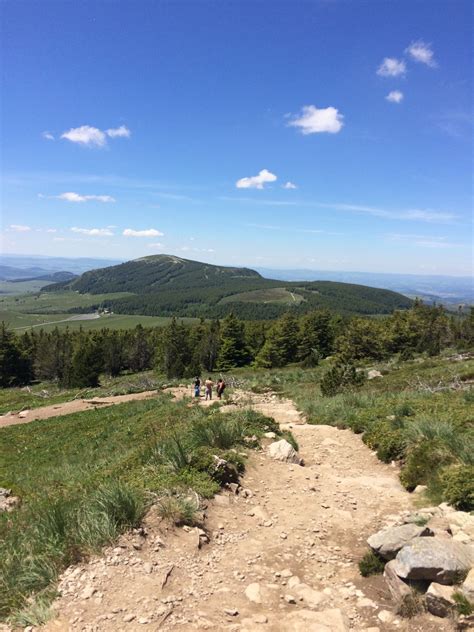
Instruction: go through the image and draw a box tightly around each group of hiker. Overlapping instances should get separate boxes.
[193,376,226,400]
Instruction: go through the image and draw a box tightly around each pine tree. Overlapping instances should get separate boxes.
[217,314,249,370]
[160,318,190,378]
[0,323,30,386]
[68,338,103,388]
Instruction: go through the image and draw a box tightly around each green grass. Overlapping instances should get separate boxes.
[0,370,163,414]
[0,393,282,622]
[220,287,305,305]
[0,280,54,296]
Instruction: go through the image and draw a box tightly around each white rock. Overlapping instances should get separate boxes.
[268,440,303,465]
[461,568,474,602]
[245,582,262,604]
[377,610,394,624]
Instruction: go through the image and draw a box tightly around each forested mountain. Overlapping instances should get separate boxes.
[44,254,412,319]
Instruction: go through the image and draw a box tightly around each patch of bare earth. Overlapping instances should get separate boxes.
[34,390,454,631]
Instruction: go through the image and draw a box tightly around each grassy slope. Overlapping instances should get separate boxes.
[0,393,282,622]
[0,371,162,414]
[0,291,132,314]
[220,287,305,305]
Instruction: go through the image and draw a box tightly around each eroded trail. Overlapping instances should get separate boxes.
[41,391,451,632]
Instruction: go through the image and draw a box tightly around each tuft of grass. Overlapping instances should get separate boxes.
[8,594,54,628]
[155,494,198,526]
[396,590,424,618]
[452,591,473,616]
[358,550,385,577]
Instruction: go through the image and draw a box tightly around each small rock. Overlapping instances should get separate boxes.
[368,370,383,380]
[253,614,268,623]
[285,594,296,604]
[461,568,474,602]
[426,582,456,617]
[123,613,135,622]
[80,585,96,600]
[224,608,239,616]
[268,440,303,465]
[377,610,394,624]
[137,616,150,624]
[245,582,262,604]
[413,485,428,494]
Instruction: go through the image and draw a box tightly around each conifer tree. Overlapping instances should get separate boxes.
[217,313,249,370]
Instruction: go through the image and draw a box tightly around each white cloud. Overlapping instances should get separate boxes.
[61,124,131,147]
[377,57,406,77]
[288,105,344,134]
[283,181,297,189]
[9,224,31,232]
[236,169,277,189]
[322,202,455,223]
[42,131,55,140]
[123,228,164,237]
[56,192,115,203]
[71,227,114,236]
[46,228,57,233]
[406,41,437,67]
[386,90,404,103]
[387,233,461,248]
[106,125,131,138]
[61,125,107,147]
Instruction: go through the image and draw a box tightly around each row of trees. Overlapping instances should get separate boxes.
[1,302,473,388]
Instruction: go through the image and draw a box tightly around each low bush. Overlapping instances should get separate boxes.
[358,550,385,577]
[452,591,473,616]
[400,439,456,491]
[155,494,198,526]
[440,464,474,511]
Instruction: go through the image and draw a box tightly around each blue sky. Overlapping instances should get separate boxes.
[1,0,472,275]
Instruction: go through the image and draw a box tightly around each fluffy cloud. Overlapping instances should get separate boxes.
[42,131,55,140]
[9,224,31,232]
[56,192,116,203]
[61,124,131,147]
[386,90,404,103]
[71,227,114,236]
[106,125,131,138]
[236,169,277,189]
[283,181,297,189]
[288,105,344,134]
[376,57,406,77]
[406,41,437,67]
[123,228,164,237]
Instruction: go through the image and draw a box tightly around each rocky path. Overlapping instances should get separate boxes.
[39,391,452,632]
[0,391,160,429]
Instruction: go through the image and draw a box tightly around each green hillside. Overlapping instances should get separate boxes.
[40,254,412,319]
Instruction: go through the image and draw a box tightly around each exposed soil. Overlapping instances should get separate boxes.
[26,389,454,631]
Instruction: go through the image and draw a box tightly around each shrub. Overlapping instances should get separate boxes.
[396,591,424,618]
[363,422,405,463]
[400,439,456,491]
[189,417,245,450]
[320,363,365,397]
[358,550,385,577]
[440,464,474,511]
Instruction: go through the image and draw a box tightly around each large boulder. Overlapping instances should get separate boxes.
[268,440,303,465]
[393,538,474,584]
[383,560,411,602]
[368,523,432,560]
[425,582,456,617]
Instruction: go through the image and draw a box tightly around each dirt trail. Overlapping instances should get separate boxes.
[37,390,450,632]
[0,391,160,428]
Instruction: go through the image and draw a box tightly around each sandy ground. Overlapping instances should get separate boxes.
[24,389,453,632]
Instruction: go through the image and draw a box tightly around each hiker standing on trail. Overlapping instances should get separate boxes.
[216,378,226,399]
[204,377,214,400]
[194,377,201,398]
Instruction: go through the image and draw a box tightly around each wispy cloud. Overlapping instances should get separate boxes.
[321,202,456,223]
[434,111,473,140]
[123,228,164,237]
[220,196,297,207]
[246,223,340,236]
[377,57,406,77]
[406,41,437,67]
[71,227,114,236]
[386,90,404,103]
[9,224,31,232]
[55,192,116,203]
[41,131,55,141]
[61,124,131,147]
[236,169,277,189]
[288,105,344,134]
[387,233,463,248]
[283,181,298,189]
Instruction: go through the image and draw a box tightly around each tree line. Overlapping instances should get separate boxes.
[1,302,472,388]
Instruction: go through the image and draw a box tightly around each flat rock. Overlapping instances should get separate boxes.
[275,608,349,632]
[425,582,456,617]
[367,523,432,560]
[393,537,474,584]
[245,582,262,604]
[268,440,303,465]
[293,583,326,608]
